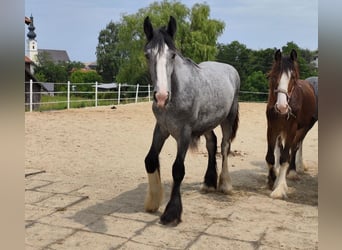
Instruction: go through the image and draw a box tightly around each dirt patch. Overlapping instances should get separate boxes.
[25,102,318,249]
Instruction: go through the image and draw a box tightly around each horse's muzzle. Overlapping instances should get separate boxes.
[275,103,289,115]
[154,91,169,108]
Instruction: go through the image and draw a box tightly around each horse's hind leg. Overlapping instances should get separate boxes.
[288,127,311,179]
[295,141,307,173]
[201,130,218,192]
[144,123,169,212]
[218,107,238,194]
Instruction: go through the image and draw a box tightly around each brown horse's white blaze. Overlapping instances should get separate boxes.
[275,70,291,114]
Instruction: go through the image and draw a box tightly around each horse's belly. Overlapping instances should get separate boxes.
[192,106,230,134]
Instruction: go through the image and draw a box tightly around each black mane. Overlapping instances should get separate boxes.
[145,26,199,68]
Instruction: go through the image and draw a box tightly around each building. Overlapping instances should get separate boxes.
[25,55,49,111]
[25,15,72,103]
[38,49,70,64]
[25,15,70,65]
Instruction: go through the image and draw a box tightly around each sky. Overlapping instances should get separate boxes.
[25,0,318,63]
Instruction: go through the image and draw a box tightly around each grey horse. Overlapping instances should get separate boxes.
[290,76,318,175]
[143,16,240,225]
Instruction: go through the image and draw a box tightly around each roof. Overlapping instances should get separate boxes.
[92,83,129,90]
[25,56,32,64]
[38,49,70,63]
[25,16,31,25]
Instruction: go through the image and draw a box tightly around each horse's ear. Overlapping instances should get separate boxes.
[290,49,297,61]
[275,49,281,62]
[167,16,177,39]
[144,16,154,41]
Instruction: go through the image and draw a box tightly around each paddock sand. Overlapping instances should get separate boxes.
[25,102,318,249]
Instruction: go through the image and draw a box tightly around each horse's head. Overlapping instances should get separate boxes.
[268,49,299,115]
[143,16,177,108]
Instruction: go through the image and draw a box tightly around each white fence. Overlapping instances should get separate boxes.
[25,80,152,112]
[25,80,269,112]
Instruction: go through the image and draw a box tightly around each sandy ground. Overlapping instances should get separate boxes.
[25,102,318,249]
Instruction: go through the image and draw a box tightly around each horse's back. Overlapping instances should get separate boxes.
[305,76,318,120]
[198,61,240,90]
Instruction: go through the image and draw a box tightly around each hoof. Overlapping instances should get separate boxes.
[144,187,163,213]
[160,215,181,226]
[270,189,287,199]
[159,196,182,226]
[296,163,307,174]
[218,181,233,195]
[200,183,216,193]
[144,197,161,213]
[270,183,288,199]
[287,170,300,180]
[160,205,182,226]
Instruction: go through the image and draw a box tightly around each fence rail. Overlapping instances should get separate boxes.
[25,80,268,112]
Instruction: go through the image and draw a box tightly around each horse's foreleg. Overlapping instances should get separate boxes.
[201,130,217,192]
[144,123,169,213]
[265,125,279,189]
[270,132,294,199]
[160,127,190,225]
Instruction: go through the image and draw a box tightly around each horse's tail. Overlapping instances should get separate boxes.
[230,102,239,142]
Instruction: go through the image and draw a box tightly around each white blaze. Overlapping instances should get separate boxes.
[276,71,290,113]
[155,45,169,95]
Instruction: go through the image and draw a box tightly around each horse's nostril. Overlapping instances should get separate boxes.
[153,91,157,102]
[154,91,169,108]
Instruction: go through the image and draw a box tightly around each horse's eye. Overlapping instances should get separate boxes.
[171,53,176,59]
[144,53,150,60]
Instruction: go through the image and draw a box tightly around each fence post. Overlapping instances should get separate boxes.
[118,83,121,105]
[148,84,151,102]
[67,81,70,109]
[95,81,98,107]
[135,84,140,103]
[29,79,33,112]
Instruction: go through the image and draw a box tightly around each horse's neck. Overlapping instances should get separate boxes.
[173,55,198,85]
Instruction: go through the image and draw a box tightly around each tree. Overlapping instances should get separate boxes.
[96,21,123,83]
[70,70,102,83]
[182,3,225,62]
[216,41,252,86]
[97,0,224,85]
[241,71,268,101]
[70,70,102,98]
[115,0,190,85]
[34,51,85,83]
[281,42,317,79]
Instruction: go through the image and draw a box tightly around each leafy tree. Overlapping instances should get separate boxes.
[115,0,190,85]
[182,3,225,62]
[248,48,275,75]
[281,42,317,79]
[34,51,85,83]
[34,51,68,83]
[70,70,102,83]
[96,21,123,83]
[241,71,268,101]
[70,70,102,98]
[216,41,252,86]
[97,0,224,85]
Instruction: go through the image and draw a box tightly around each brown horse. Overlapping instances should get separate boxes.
[265,49,317,199]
